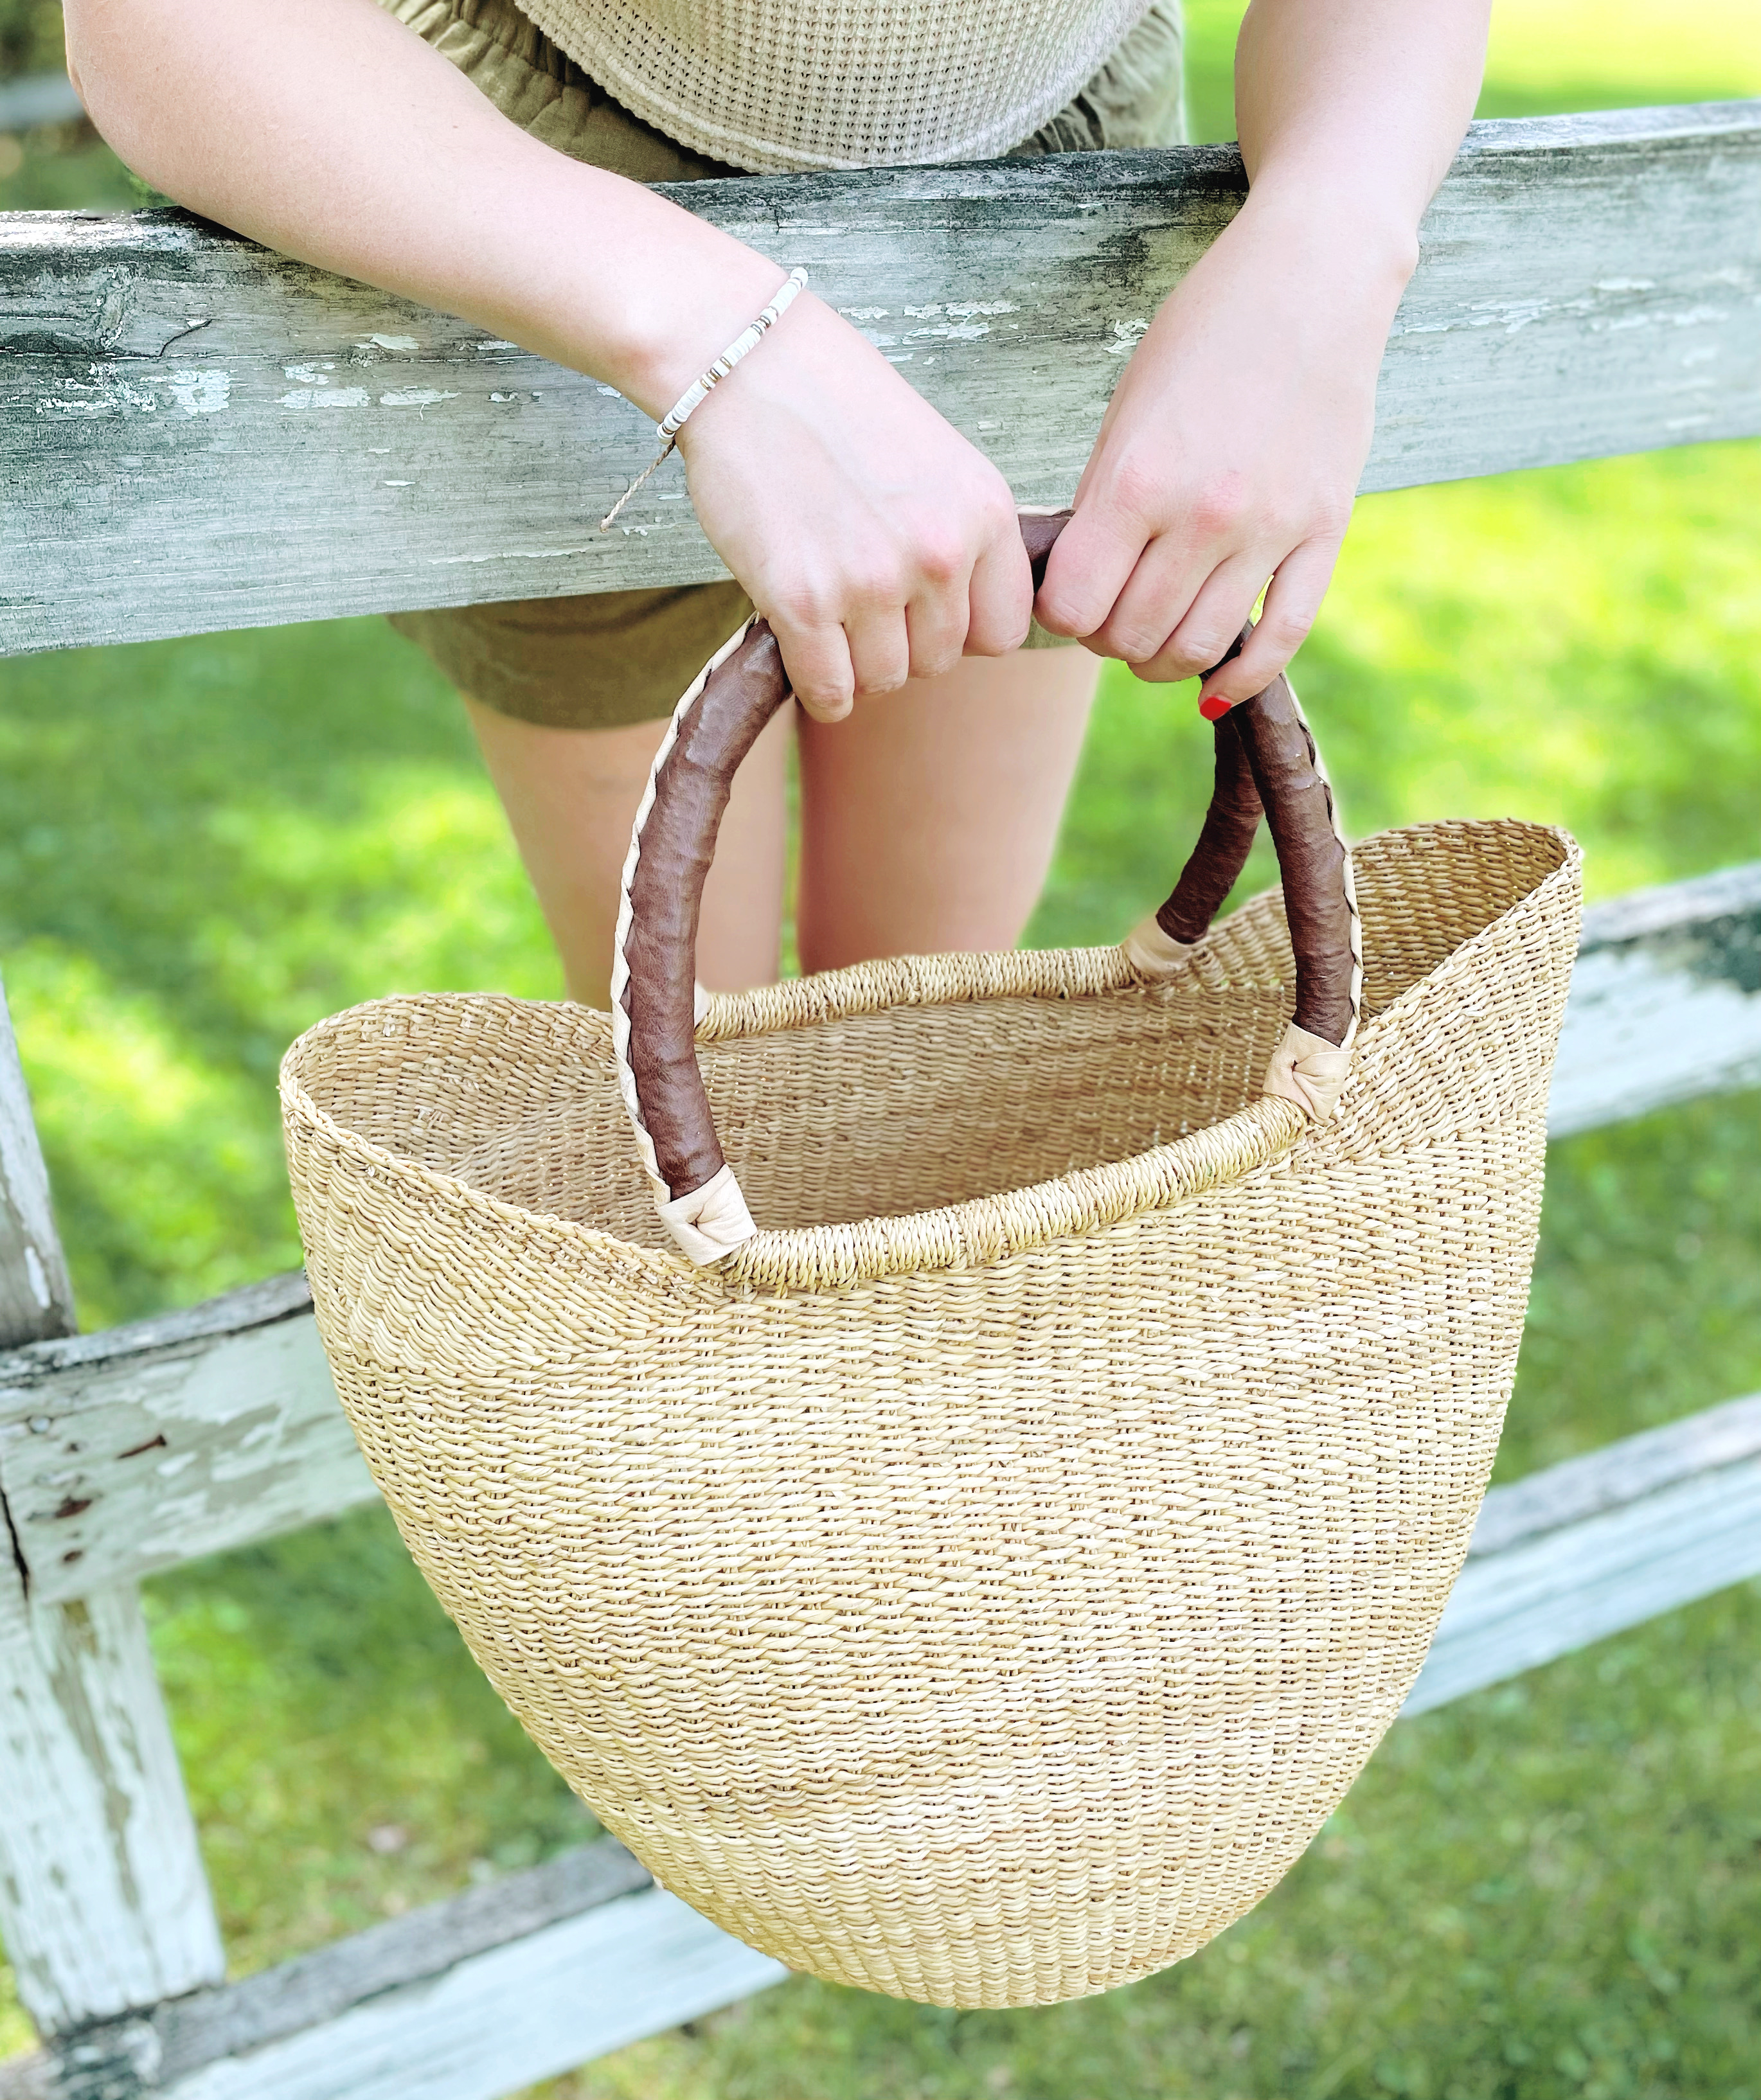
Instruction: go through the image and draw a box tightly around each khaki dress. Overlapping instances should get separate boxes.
[382,0,1186,725]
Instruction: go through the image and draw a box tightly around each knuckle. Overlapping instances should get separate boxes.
[772,576,839,632]
[1264,604,1314,650]
[912,529,966,588]
[1105,455,1165,523]
[848,561,907,611]
[854,663,907,698]
[1034,591,1091,641]
[1111,618,1172,664]
[1188,477,1250,541]
[1174,628,1231,675]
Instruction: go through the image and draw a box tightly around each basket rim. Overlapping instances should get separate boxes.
[282,817,1579,1294]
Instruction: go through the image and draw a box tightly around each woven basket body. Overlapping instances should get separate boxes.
[282,819,1578,2008]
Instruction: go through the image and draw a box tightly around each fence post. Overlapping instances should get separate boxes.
[0,975,225,2035]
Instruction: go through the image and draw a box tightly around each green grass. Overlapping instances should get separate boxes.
[3,0,1760,2085]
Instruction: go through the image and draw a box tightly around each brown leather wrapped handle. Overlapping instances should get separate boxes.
[611,512,1360,1263]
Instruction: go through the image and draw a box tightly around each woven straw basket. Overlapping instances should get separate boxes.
[282,522,1580,2009]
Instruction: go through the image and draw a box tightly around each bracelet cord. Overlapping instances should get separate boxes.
[600,267,810,531]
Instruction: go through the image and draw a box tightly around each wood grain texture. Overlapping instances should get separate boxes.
[1548,860,1761,1137]
[0,979,76,1349]
[2,102,1757,658]
[1,977,224,2038]
[0,1575,225,2036]
[0,1867,785,2100]
[0,1275,373,1609]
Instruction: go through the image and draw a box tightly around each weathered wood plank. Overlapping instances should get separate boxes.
[0,1578,226,2038]
[3,102,1757,657]
[0,971,225,2038]
[1405,1429,1761,1716]
[0,1846,784,2100]
[0,981,76,1347]
[0,1275,373,1608]
[1465,1388,1761,1558]
[1548,860,1761,1137]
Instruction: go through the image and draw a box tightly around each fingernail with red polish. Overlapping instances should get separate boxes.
[1197,692,1233,722]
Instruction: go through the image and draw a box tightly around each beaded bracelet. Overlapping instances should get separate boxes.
[600,267,810,530]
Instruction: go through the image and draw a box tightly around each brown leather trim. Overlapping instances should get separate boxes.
[1155,706,1262,943]
[1020,509,1073,589]
[622,620,791,1196]
[1231,673,1355,1047]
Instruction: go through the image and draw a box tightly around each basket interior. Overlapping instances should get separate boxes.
[297,823,1568,1254]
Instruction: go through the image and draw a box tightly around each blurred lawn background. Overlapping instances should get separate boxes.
[1,1,1759,2093]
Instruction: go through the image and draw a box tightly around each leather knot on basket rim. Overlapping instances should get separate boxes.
[612,509,1363,1264]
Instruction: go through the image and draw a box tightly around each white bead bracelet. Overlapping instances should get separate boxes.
[600,267,809,530]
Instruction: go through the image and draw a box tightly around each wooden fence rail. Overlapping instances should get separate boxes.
[2,98,1760,2100]
[3,101,1758,657]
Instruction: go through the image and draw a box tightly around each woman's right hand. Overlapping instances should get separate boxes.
[674,289,1032,722]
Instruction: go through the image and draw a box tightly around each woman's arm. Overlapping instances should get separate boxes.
[62,0,1030,718]
[1035,0,1491,706]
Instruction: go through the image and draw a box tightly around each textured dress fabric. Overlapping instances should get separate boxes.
[380,0,1185,725]
[518,0,1159,171]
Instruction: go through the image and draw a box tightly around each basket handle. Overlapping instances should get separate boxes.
[611,511,1361,1264]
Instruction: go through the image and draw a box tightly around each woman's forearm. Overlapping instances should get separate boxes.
[1235,0,1491,262]
[62,0,1033,713]
[62,0,781,414]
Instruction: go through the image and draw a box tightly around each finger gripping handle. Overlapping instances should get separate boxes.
[614,513,1359,1263]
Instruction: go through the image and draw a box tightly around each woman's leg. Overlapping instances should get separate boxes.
[463,694,792,1008]
[795,648,1100,972]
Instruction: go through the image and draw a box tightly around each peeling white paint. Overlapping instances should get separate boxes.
[841,306,889,320]
[22,1244,49,1312]
[1467,297,1552,332]
[1107,318,1150,354]
[379,387,460,408]
[476,339,521,352]
[280,387,371,409]
[945,300,1017,317]
[365,334,420,351]
[383,479,413,487]
[165,369,229,415]
[35,375,156,417]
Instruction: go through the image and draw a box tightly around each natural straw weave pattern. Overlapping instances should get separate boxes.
[282,819,1580,2009]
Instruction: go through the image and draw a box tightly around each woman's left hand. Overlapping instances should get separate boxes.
[1033,186,1417,709]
